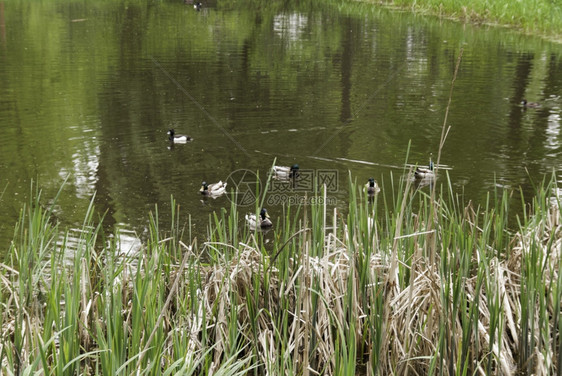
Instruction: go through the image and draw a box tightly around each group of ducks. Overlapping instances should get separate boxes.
[167,129,229,197]
[197,164,299,230]
[244,165,299,229]
[198,181,272,230]
[200,165,299,230]
[171,97,540,231]
[168,127,437,230]
[196,165,302,199]
[364,157,435,195]
[246,159,436,230]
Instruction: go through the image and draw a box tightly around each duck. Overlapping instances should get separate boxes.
[414,159,435,179]
[193,1,202,10]
[168,129,192,143]
[521,99,541,108]
[200,181,227,196]
[365,177,380,194]
[245,208,273,229]
[273,164,299,179]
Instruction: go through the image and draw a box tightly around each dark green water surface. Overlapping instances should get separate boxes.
[1,0,561,248]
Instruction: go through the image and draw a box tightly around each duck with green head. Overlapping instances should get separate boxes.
[365,177,380,194]
[273,164,300,180]
[415,156,435,179]
[200,181,227,196]
[245,208,273,229]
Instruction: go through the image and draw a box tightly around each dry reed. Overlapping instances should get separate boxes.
[0,177,561,375]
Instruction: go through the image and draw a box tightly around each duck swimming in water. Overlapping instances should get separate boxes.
[365,177,380,194]
[414,158,435,180]
[200,181,227,196]
[521,99,541,108]
[245,208,273,229]
[273,164,299,180]
[168,129,192,143]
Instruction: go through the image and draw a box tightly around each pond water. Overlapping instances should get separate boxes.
[1,0,561,250]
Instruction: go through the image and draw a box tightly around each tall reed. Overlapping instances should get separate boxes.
[0,173,561,375]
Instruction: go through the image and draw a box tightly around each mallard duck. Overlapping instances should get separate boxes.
[414,159,435,179]
[521,99,541,108]
[245,208,273,229]
[200,181,227,196]
[365,177,380,194]
[168,129,192,143]
[273,164,299,179]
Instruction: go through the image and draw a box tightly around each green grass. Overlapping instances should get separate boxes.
[0,172,561,375]
[370,0,562,41]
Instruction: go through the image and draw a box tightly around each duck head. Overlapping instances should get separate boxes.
[260,208,269,220]
[522,99,541,108]
[290,164,300,177]
[368,177,375,187]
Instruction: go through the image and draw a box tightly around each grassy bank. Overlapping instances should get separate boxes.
[0,172,561,375]
[369,0,562,41]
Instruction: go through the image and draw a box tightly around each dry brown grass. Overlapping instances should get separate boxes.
[161,187,561,375]
[2,183,562,375]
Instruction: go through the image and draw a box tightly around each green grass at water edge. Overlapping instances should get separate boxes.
[370,0,562,40]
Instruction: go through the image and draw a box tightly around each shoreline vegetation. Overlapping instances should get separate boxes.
[1,172,561,375]
[1,2,561,375]
[367,0,562,42]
